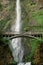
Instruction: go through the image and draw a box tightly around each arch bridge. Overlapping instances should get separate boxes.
[2,31,43,41]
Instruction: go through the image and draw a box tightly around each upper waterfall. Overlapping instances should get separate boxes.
[15,0,21,33]
[11,0,21,33]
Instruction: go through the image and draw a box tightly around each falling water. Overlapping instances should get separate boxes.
[10,0,23,62]
[9,0,31,65]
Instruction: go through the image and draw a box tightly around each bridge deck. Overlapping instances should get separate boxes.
[3,31,43,35]
[2,31,43,38]
[2,32,43,41]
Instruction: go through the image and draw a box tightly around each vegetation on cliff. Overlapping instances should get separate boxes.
[0,0,43,65]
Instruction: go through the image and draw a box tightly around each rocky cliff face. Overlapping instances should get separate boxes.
[0,0,16,31]
[33,43,43,65]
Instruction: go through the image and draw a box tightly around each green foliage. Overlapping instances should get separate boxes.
[22,1,43,62]
[0,31,9,45]
[32,9,43,26]
[23,38,41,62]
[0,36,9,45]
[6,61,17,65]
[0,3,3,11]
[7,4,15,11]
[13,61,17,65]
[29,39,39,60]
[0,19,8,29]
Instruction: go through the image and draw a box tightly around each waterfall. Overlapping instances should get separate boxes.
[9,0,31,65]
[10,0,23,62]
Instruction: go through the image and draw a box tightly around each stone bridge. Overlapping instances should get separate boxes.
[2,32,43,41]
